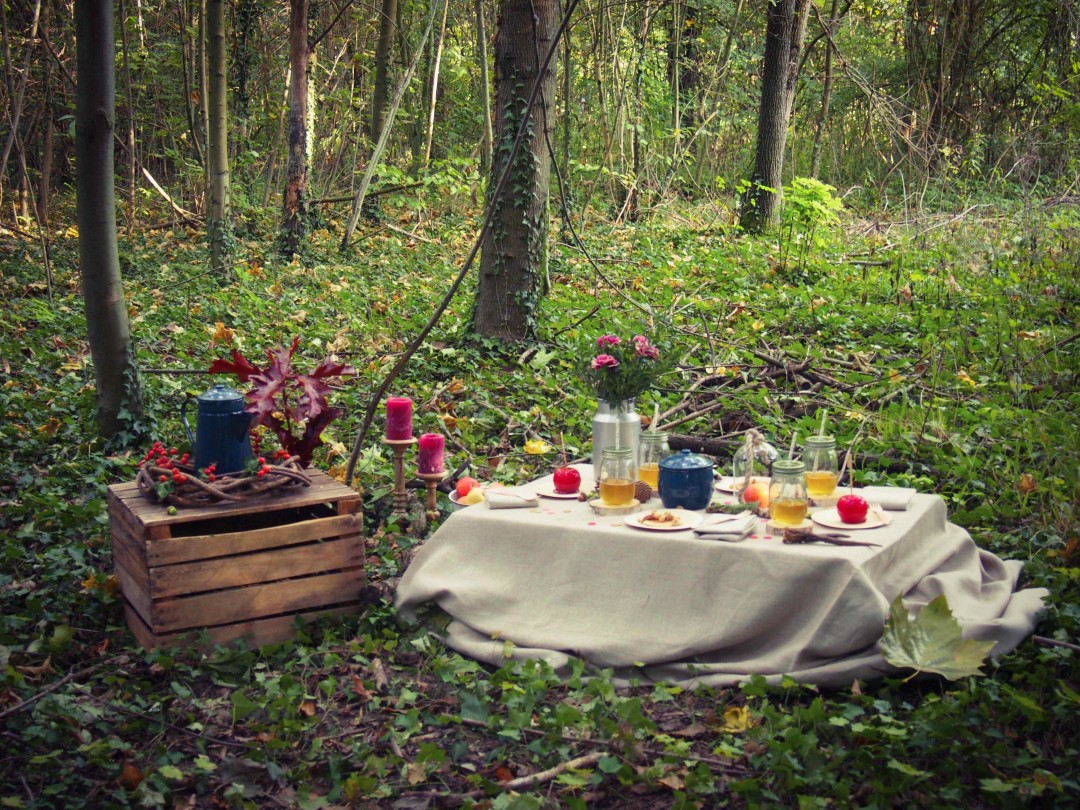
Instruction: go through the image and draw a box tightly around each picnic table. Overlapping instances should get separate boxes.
[395,466,1047,687]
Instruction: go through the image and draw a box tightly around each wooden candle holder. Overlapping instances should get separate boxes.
[417,471,448,522]
[383,437,417,523]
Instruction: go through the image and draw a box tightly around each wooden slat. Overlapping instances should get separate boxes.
[149,535,364,597]
[145,513,362,566]
[151,568,363,631]
[111,528,149,594]
[123,599,362,650]
[115,559,154,628]
[107,470,359,528]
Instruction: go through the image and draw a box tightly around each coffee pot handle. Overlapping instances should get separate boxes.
[180,395,196,448]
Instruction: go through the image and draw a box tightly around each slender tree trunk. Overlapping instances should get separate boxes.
[371,0,398,146]
[37,0,54,225]
[471,0,560,341]
[206,0,230,278]
[75,0,144,442]
[422,0,450,168]
[475,0,493,173]
[118,0,137,229]
[810,0,840,178]
[281,0,310,256]
[740,0,809,233]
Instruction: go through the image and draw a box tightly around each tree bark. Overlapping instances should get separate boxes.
[810,0,841,179]
[74,0,144,441]
[471,0,560,342]
[475,0,493,173]
[205,0,230,278]
[281,0,310,256]
[371,0,398,147]
[740,0,809,233]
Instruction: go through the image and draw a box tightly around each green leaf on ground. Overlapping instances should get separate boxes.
[880,594,995,681]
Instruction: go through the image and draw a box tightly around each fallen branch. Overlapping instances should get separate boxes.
[1033,635,1080,653]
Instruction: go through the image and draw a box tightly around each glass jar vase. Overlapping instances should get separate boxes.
[768,459,808,526]
[804,435,839,497]
[591,400,640,479]
[598,447,637,506]
[637,430,670,491]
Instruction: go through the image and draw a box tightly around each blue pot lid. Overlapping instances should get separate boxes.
[198,384,246,413]
[659,449,715,471]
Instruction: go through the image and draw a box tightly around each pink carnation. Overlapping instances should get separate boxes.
[591,354,620,370]
[597,335,622,348]
[633,335,659,359]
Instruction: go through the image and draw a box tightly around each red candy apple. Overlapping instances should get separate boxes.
[553,465,581,494]
[836,493,870,524]
[455,476,480,498]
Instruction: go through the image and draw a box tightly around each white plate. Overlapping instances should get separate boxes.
[715,476,769,493]
[536,488,583,500]
[811,507,888,530]
[449,490,484,506]
[624,509,704,532]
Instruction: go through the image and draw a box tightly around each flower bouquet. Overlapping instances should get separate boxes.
[582,334,663,406]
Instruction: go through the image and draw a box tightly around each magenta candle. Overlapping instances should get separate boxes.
[417,433,445,474]
[385,397,413,440]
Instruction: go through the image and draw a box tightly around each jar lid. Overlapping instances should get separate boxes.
[772,459,806,474]
[804,435,836,448]
[198,384,245,413]
[659,449,715,470]
[601,447,634,458]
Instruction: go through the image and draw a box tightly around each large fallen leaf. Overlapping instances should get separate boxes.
[880,595,995,681]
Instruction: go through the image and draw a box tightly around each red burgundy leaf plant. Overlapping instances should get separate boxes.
[209,337,357,467]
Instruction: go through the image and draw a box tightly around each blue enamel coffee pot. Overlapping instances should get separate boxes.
[658,449,715,510]
[180,384,252,474]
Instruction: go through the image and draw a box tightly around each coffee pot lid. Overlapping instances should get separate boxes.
[659,449,715,470]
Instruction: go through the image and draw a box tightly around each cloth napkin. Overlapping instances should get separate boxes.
[693,513,757,541]
[858,486,916,511]
[485,491,540,509]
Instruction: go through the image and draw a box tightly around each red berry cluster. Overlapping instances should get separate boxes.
[255,449,291,478]
[139,442,190,485]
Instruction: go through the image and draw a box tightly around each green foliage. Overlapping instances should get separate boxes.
[1,198,1078,806]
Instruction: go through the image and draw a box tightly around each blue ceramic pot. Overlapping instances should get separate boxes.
[658,449,715,510]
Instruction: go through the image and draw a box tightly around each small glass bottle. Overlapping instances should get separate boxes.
[637,430,670,491]
[732,430,779,481]
[599,447,637,506]
[769,459,808,526]
[804,436,839,497]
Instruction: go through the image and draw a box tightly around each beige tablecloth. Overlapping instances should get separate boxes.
[395,469,1048,688]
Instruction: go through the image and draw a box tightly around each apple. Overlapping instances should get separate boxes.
[553,465,581,494]
[836,493,869,524]
[460,487,485,505]
[456,476,480,498]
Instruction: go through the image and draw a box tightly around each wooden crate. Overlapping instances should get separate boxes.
[108,469,365,649]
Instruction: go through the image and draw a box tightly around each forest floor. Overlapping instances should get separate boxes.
[1,196,1078,808]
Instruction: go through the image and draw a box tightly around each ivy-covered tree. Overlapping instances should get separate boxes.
[471,0,561,342]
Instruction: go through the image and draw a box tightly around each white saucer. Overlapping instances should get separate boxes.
[624,509,704,532]
[536,488,582,499]
[716,476,769,493]
[811,508,888,530]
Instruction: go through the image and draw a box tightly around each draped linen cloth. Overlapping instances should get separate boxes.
[395,469,1047,688]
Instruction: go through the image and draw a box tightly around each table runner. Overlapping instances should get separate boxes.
[395,469,1047,688]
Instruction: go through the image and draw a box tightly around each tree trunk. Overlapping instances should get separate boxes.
[475,0,493,173]
[371,0,398,146]
[75,0,144,442]
[810,0,840,179]
[281,0,310,256]
[37,0,54,225]
[740,0,809,233]
[206,0,230,279]
[471,0,560,342]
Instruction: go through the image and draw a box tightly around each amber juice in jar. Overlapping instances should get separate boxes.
[599,447,637,506]
[771,498,809,525]
[806,471,839,497]
[804,436,839,497]
[637,464,660,489]
[599,478,637,506]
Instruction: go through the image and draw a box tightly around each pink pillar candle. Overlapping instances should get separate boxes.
[385,397,413,440]
[417,433,446,474]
